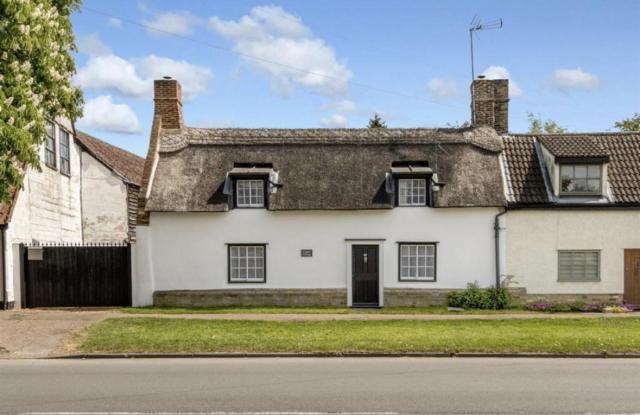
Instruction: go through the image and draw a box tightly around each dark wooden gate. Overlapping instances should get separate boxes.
[352,245,379,306]
[22,243,131,307]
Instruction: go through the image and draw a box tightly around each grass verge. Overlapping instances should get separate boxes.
[121,306,530,315]
[79,317,640,354]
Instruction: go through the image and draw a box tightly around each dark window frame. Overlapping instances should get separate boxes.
[397,242,438,282]
[557,250,601,282]
[59,128,71,176]
[559,163,603,196]
[232,175,269,209]
[44,121,57,169]
[227,243,267,284]
[394,175,431,207]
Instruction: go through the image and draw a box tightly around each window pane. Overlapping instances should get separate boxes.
[587,165,600,178]
[574,166,587,179]
[399,243,436,281]
[398,179,427,206]
[229,245,265,282]
[560,165,573,179]
[558,251,599,281]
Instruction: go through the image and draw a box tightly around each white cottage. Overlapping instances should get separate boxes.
[133,78,508,307]
[0,121,144,309]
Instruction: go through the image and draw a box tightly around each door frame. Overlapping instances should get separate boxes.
[345,239,385,307]
[624,249,640,305]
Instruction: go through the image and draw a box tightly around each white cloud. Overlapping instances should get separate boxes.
[143,11,199,37]
[549,67,600,91]
[135,55,213,101]
[426,77,458,99]
[75,55,149,98]
[107,17,122,28]
[78,95,141,134]
[209,5,352,97]
[321,99,356,113]
[320,114,348,127]
[77,33,112,57]
[75,54,213,101]
[481,66,523,97]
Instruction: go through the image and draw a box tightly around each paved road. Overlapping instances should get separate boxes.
[1,358,640,414]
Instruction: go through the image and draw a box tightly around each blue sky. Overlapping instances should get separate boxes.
[71,0,640,156]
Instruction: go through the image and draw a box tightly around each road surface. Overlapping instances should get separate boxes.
[1,357,639,414]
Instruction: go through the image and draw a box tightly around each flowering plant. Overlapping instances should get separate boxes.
[0,0,83,203]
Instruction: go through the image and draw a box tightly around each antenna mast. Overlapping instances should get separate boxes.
[469,16,503,124]
[469,16,503,81]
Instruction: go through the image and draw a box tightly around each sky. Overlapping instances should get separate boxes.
[71,0,640,156]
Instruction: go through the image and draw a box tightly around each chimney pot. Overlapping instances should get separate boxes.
[153,78,183,129]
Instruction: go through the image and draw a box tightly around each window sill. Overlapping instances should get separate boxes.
[44,163,57,171]
[228,280,267,284]
[398,279,437,283]
[557,280,601,283]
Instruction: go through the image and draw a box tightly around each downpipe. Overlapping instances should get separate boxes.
[494,209,507,288]
[1,225,7,310]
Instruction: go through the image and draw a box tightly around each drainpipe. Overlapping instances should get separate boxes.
[494,208,507,288]
[1,225,6,310]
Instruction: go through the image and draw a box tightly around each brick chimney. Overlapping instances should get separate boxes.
[471,77,509,134]
[153,77,183,129]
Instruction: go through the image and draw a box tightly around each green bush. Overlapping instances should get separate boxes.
[447,281,511,310]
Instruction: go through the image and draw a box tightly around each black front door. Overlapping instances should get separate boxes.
[352,245,379,306]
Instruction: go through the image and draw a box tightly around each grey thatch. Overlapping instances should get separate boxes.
[145,126,507,212]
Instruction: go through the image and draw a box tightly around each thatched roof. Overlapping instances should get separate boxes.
[145,126,506,211]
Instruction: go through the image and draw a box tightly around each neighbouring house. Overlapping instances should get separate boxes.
[501,131,640,305]
[0,120,145,309]
[134,76,640,308]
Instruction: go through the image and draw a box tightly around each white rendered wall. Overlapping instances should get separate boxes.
[133,207,500,306]
[3,119,82,306]
[81,152,129,242]
[505,209,640,294]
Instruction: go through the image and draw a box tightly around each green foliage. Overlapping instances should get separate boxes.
[614,113,640,132]
[0,0,83,203]
[367,113,387,128]
[447,281,511,310]
[527,112,567,134]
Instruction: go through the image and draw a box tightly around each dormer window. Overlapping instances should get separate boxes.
[560,164,602,195]
[223,163,277,209]
[398,178,427,206]
[235,179,265,208]
[388,161,432,207]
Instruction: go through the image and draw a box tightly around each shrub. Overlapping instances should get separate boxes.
[447,281,511,310]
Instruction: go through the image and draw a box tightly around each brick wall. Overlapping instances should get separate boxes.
[153,79,183,129]
[471,78,509,134]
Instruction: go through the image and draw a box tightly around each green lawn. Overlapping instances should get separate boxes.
[121,306,531,315]
[79,317,640,354]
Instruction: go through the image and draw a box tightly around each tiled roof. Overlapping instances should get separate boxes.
[502,132,640,205]
[502,136,548,204]
[538,135,609,159]
[76,131,145,186]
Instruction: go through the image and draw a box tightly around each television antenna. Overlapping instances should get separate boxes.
[469,15,503,81]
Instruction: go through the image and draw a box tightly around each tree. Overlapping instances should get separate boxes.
[367,113,387,128]
[527,113,567,134]
[614,113,640,132]
[0,0,83,203]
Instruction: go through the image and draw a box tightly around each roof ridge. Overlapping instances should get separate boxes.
[507,131,639,137]
[76,130,145,161]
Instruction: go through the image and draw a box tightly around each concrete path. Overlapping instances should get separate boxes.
[2,358,640,414]
[0,309,119,358]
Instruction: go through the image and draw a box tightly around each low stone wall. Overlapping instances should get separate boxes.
[508,288,622,305]
[154,289,348,307]
[383,288,454,307]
